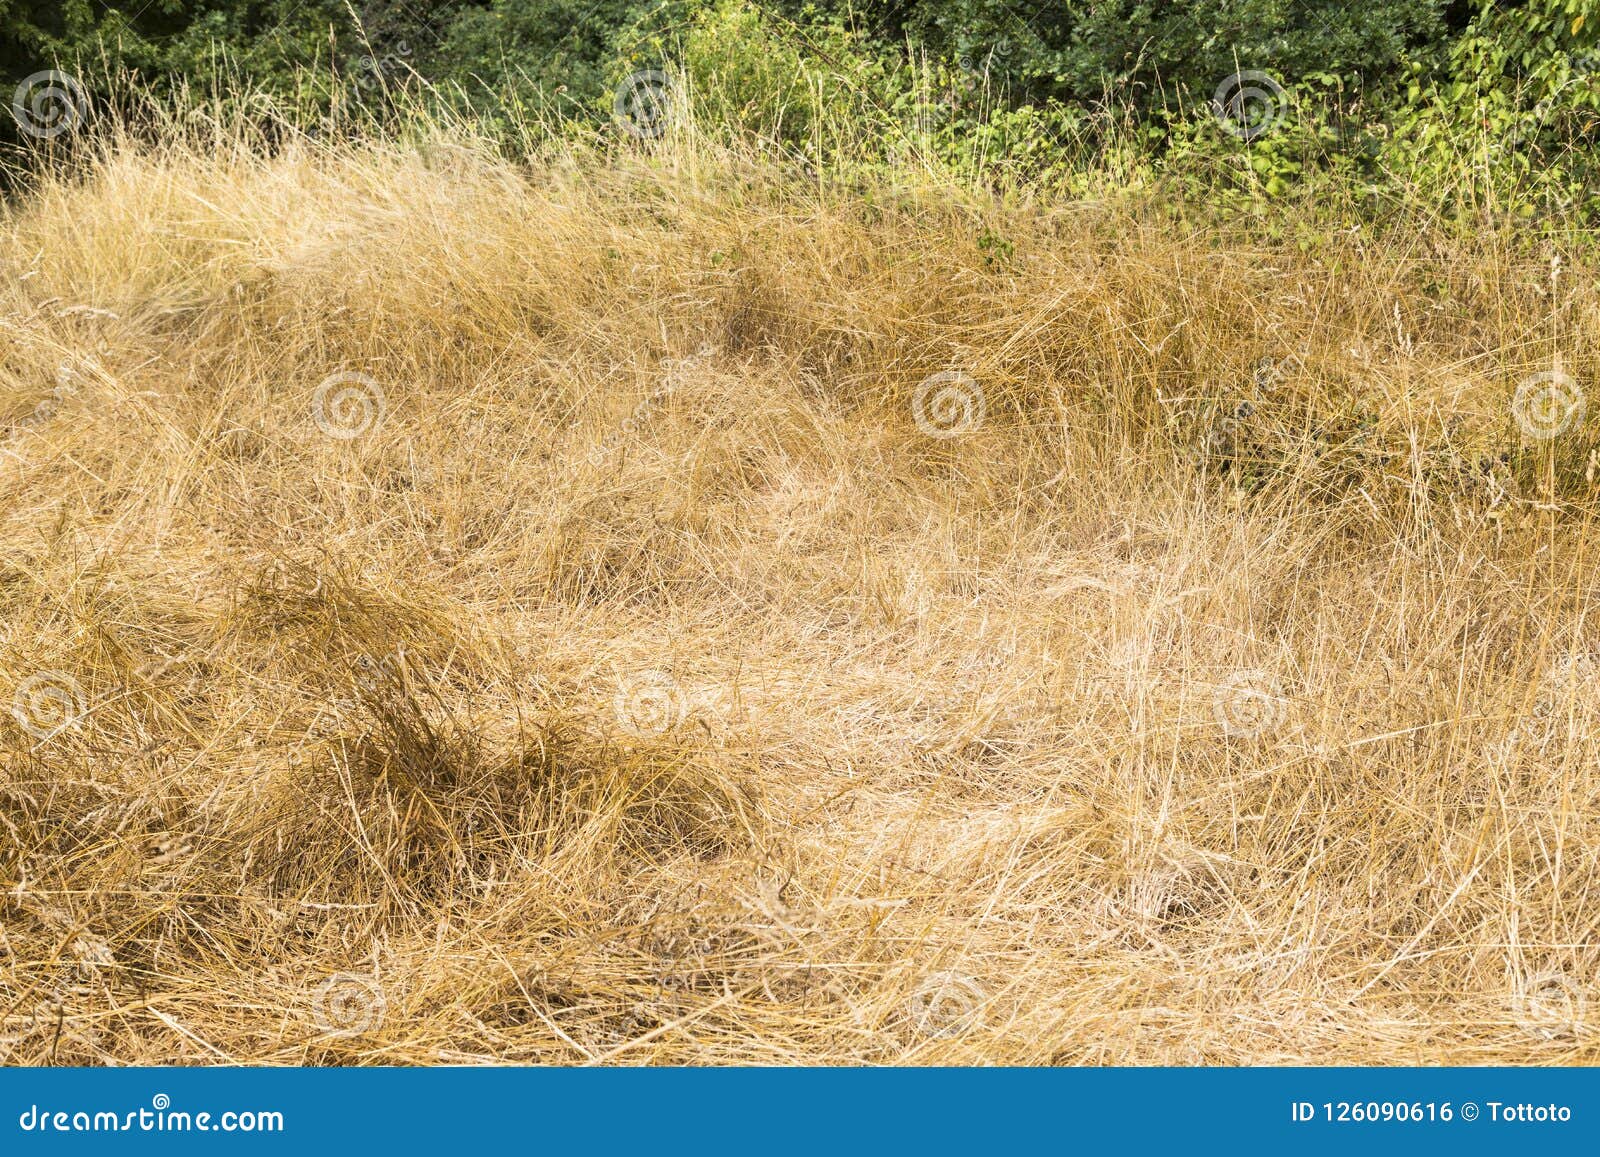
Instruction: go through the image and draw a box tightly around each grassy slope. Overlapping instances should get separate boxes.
[2,122,1599,1064]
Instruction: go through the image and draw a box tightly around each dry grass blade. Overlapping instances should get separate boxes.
[1,113,1598,1065]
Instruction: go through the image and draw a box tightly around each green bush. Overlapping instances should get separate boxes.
[0,0,1596,216]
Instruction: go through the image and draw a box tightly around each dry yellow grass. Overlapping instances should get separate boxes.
[3,118,1600,1065]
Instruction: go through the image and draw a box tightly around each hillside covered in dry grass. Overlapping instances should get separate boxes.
[3,122,1600,1064]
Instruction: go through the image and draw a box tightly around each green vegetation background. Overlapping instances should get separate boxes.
[1,1,1598,213]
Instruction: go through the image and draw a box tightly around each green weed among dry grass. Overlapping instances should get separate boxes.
[3,115,1600,1065]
